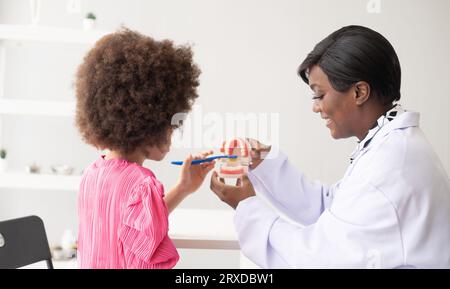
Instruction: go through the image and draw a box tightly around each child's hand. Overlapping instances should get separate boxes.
[176,150,215,195]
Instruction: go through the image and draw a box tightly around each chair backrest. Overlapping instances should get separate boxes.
[0,215,53,269]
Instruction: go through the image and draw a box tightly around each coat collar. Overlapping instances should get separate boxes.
[349,104,420,163]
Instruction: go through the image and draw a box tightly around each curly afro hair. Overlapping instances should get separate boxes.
[75,28,200,153]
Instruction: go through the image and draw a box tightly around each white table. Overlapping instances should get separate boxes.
[169,208,239,250]
[169,209,257,268]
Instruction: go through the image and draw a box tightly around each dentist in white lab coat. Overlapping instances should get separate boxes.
[210,25,450,268]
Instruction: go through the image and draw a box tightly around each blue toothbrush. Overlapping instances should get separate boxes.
[171,155,237,166]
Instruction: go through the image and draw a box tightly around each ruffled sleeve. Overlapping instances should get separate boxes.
[118,177,179,268]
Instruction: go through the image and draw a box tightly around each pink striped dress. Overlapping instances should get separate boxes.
[77,156,179,269]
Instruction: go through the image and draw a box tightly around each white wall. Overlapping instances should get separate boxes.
[0,0,449,268]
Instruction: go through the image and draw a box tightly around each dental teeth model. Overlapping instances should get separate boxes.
[218,137,252,178]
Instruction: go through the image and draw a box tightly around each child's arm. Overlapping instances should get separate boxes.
[164,151,215,213]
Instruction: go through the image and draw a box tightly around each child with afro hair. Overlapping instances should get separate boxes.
[75,28,213,268]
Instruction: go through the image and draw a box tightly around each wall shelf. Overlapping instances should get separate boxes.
[0,172,81,191]
[0,99,75,117]
[0,24,107,191]
[0,24,111,45]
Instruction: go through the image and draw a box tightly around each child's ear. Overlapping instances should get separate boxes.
[354,81,371,106]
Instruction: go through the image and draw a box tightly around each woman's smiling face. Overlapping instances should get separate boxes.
[308,65,360,139]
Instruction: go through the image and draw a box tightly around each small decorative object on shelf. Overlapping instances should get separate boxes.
[50,244,76,260]
[51,229,77,261]
[51,164,74,175]
[0,149,7,172]
[50,245,64,260]
[83,12,96,30]
[61,229,77,258]
[25,163,41,174]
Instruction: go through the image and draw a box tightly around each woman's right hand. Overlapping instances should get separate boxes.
[246,138,271,170]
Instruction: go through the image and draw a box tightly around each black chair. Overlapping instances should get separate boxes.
[0,215,53,269]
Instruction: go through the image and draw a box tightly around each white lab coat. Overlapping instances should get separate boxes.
[235,111,450,268]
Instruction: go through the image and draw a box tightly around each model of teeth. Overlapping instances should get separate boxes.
[218,137,251,178]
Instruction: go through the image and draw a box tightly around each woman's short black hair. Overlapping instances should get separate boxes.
[298,25,401,105]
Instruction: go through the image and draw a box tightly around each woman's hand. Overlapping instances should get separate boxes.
[176,150,215,195]
[246,138,271,170]
[210,172,256,209]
